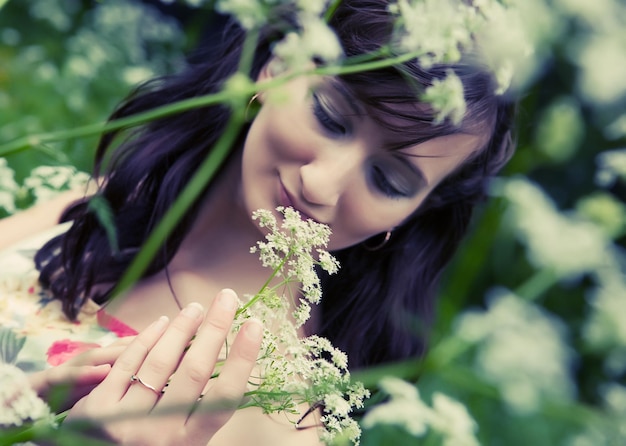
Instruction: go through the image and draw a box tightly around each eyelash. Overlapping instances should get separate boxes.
[312,94,347,136]
[372,166,406,199]
[312,93,407,199]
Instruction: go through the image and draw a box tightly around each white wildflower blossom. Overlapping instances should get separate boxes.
[605,114,626,140]
[215,0,272,30]
[363,376,478,444]
[218,0,341,68]
[0,158,19,214]
[430,392,480,446]
[475,0,560,93]
[421,70,466,125]
[362,376,433,437]
[576,192,626,240]
[496,177,611,278]
[324,392,352,418]
[389,0,476,67]
[554,0,626,106]
[293,299,311,326]
[251,206,337,313]
[273,14,342,71]
[595,149,626,188]
[583,274,626,376]
[241,207,365,444]
[574,31,626,105]
[0,363,55,427]
[456,288,576,414]
[388,0,541,95]
[24,165,90,204]
[602,382,626,415]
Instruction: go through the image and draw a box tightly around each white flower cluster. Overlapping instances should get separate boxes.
[473,0,555,94]
[421,69,467,125]
[455,288,576,414]
[24,165,90,205]
[389,0,476,68]
[554,0,626,105]
[0,158,20,214]
[387,0,539,125]
[215,0,342,71]
[596,149,626,188]
[0,162,91,216]
[496,177,612,279]
[583,274,626,377]
[362,376,480,446]
[241,207,367,445]
[275,0,343,72]
[0,363,55,428]
[250,206,339,326]
[215,0,275,30]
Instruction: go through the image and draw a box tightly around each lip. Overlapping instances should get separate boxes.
[279,179,315,222]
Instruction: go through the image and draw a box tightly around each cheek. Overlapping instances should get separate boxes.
[336,194,426,243]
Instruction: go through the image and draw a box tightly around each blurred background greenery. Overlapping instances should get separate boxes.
[1,1,625,445]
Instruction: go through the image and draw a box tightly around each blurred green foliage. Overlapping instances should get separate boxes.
[0,0,187,181]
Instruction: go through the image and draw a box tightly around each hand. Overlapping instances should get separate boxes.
[65,289,263,446]
[28,337,134,411]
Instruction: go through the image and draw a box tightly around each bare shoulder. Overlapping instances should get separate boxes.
[0,189,88,251]
[209,406,324,446]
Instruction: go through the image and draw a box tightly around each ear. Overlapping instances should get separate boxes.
[257,57,283,82]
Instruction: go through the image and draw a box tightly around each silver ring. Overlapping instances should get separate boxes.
[130,374,163,395]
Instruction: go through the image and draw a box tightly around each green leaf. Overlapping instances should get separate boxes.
[88,195,120,255]
[0,328,27,364]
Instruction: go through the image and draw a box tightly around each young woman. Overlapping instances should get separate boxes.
[0,0,515,444]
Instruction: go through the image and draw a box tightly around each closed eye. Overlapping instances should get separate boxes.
[371,166,407,198]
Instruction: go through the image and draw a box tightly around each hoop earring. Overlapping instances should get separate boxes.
[245,93,261,121]
[363,231,392,251]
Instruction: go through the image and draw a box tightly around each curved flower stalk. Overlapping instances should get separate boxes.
[229,207,369,445]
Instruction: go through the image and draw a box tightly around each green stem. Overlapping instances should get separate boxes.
[109,110,245,300]
[351,357,424,388]
[238,28,260,76]
[0,48,422,157]
[515,268,558,301]
[0,89,234,157]
[324,0,343,22]
[314,48,420,76]
[237,249,294,314]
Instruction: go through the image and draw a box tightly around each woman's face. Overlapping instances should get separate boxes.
[241,73,485,250]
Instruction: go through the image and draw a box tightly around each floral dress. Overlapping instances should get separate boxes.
[0,224,136,374]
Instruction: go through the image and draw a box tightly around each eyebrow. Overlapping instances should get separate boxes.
[326,79,365,117]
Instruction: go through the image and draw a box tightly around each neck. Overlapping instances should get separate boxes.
[169,152,270,285]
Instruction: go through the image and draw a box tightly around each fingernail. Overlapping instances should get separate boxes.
[217,290,238,311]
[182,302,204,318]
[152,315,169,331]
[245,319,263,341]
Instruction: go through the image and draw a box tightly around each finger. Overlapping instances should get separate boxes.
[124,302,205,409]
[65,342,130,367]
[158,289,239,411]
[186,318,263,436]
[92,315,170,403]
[28,364,111,396]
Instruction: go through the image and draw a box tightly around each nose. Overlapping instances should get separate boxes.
[299,148,361,207]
